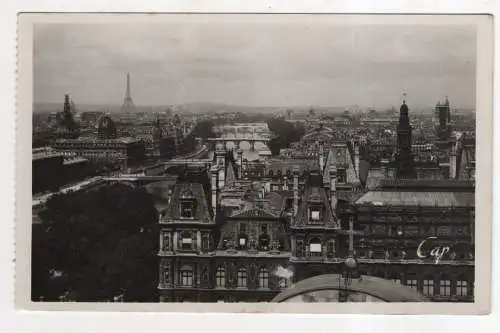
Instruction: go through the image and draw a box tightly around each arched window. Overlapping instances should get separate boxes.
[237,267,247,288]
[309,238,322,257]
[180,265,194,287]
[258,268,269,289]
[216,267,226,288]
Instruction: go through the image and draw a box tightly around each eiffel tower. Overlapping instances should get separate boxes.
[121,73,135,111]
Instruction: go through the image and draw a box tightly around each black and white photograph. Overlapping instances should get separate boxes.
[18,13,492,313]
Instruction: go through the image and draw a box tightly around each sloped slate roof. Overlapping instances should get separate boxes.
[144,179,178,212]
[230,208,279,219]
[162,182,213,223]
[356,190,475,207]
[293,184,338,227]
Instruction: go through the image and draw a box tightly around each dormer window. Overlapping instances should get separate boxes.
[238,223,248,249]
[180,189,196,219]
[181,202,195,218]
[309,205,322,224]
[337,169,347,183]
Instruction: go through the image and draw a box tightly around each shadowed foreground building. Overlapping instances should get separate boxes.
[155,148,475,302]
[353,179,475,302]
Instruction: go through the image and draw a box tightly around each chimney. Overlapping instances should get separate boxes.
[167,186,173,205]
[293,167,299,216]
[237,149,243,178]
[210,166,218,217]
[354,141,360,176]
[450,142,458,179]
[329,165,337,212]
[218,166,225,189]
[319,144,324,172]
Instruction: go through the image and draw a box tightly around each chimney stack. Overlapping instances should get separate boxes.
[450,141,458,179]
[329,165,337,212]
[319,144,324,172]
[210,166,218,217]
[354,141,360,176]
[237,149,243,178]
[293,167,299,217]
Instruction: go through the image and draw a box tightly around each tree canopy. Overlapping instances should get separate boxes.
[32,183,159,302]
[266,117,305,155]
[190,120,217,139]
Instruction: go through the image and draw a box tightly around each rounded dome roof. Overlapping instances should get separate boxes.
[272,274,427,303]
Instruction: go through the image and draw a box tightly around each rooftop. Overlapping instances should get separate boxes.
[356,190,475,207]
[54,136,141,144]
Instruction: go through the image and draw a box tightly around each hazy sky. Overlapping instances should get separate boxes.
[33,19,477,109]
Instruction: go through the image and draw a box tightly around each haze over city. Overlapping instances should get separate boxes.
[34,17,476,110]
[29,14,482,308]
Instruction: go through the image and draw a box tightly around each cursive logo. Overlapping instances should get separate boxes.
[417,236,450,264]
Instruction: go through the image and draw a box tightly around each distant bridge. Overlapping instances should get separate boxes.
[207,135,271,151]
[214,123,270,135]
[163,158,212,168]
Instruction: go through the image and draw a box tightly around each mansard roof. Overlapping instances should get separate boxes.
[162,182,214,223]
[322,142,360,185]
[355,190,474,207]
[301,125,334,141]
[356,179,475,207]
[266,158,319,178]
[293,172,339,228]
[230,208,279,219]
[144,177,179,212]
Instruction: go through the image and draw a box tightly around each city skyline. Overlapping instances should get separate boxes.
[34,17,476,109]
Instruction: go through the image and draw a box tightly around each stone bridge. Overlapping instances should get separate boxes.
[207,135,271,151]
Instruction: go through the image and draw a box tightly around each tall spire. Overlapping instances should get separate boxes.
[395,96,416,179]
[122,73,135,111]
[436,96,452,140]
[126,73,131,99]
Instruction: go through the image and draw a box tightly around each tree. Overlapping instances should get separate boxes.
[32,183,159,302]
[191,120,217,139]
[266,118,305,156]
